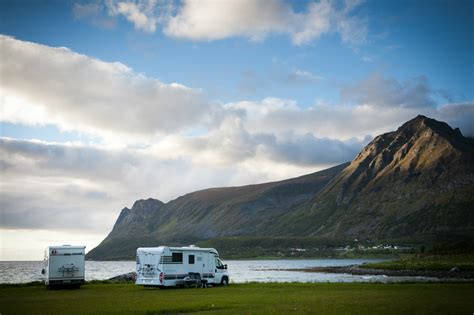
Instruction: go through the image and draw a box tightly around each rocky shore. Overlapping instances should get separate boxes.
[275,265,474,279]
[108,272,137,282]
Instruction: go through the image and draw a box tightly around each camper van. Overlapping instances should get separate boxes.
[42,245,86,288]
[135,245,229,287]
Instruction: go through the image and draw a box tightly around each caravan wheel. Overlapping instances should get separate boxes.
[221,277,228,286]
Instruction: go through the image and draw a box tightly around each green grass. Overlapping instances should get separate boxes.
[360,255,474,271]
[1,282,473,314]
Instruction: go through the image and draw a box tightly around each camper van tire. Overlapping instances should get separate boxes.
[221,276,229,286]
[46,283,82,290]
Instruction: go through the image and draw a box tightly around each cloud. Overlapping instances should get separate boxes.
[224,96,474,141]
[150,113,367,166]
[73,3,117,29]
[106,0,174,33]
[104,0,367,46]
[2,35,471,143]
[164,0,291,41]
[73,3,102,19]
[0,135,346,233]
[341,74,438,108]
[437,102,474,136]
[287,69,323,83]
[0,35,208,142]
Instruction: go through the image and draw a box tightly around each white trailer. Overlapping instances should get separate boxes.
[135,245,229,287]
[42,245,86,288]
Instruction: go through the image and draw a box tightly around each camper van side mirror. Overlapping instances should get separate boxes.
[224,264,227,270]
[41,269,45,275]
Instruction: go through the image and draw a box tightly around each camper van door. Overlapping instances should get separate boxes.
[214,257,227,284]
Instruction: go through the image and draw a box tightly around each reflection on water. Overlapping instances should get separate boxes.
[0,258,437,284]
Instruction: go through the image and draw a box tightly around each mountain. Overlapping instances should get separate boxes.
[86,163,348,260]
[272,115,474,240]
[87,116,474,260]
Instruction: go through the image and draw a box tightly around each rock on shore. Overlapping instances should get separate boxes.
[108,272,137,282]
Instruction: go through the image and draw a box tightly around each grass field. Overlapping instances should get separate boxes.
[360,255,474,271]
[1,282,473,314]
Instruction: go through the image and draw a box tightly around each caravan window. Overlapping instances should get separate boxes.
[188,255,195,264]
[171,252,183,263]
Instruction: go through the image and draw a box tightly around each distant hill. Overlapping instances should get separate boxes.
[86,116,474,260]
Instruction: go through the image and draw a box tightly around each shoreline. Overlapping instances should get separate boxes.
[270,265,474,279]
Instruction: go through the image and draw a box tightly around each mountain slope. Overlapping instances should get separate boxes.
[86,162,348,260]
[87,116,474,260]
[275,115,474,240]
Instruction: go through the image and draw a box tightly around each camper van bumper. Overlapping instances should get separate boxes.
[136,278,161,286]
[47,279,85,287]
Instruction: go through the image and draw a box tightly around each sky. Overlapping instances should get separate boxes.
[0,0,473,260]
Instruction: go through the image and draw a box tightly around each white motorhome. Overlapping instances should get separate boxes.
[135,245,229,287]
[42,245,86,288]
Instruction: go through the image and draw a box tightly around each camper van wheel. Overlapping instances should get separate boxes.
[221,277,228,286]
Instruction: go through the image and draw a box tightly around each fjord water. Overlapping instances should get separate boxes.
[0,258,439,284]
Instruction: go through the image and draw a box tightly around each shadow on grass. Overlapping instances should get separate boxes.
[0,281,43,288]
[142,306,229,314]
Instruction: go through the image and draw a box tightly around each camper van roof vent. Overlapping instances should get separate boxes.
[189,245,196,247]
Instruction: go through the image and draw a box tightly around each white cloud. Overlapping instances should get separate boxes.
[2,35,471,143]
[0,136,339,235]
[288,69,323,83]
[225,95,474,141]
[73,3,117,29]
[113,1,156,32]
[341,74,437,108]
[164,0,291,41]
[437,102,474,136]
[0,35,208,142]
[291,0,333,45]
[105,0,367,46]
[106,0,174,33]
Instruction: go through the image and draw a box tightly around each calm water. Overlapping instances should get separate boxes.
[0,259,437,284]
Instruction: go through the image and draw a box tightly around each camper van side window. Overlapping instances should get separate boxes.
[188,255,195,264]
[171,252,183,263]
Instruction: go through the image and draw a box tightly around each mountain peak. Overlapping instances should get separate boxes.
[396,115,472,151]
[131,198,165,211]
[398,115,464,139]
[338,115,473,201]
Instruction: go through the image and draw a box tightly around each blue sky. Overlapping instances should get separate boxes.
[0,0,473,260]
